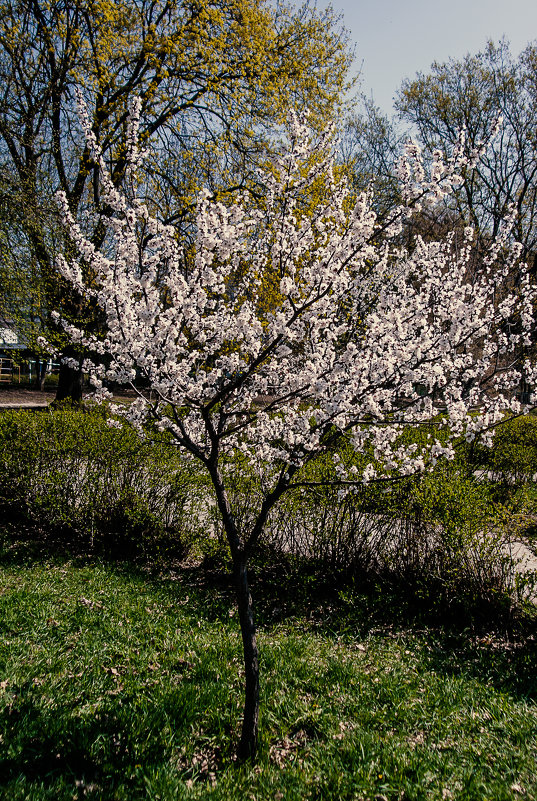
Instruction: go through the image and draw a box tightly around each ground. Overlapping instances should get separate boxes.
[0,386,139,408]
[0,386,54,407]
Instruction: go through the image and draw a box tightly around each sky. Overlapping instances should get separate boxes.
[303,0,537,116]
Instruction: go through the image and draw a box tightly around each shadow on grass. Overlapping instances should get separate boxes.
[2,520,537,801]
[0,687,192,795]
[2,523,537,708]
[153,546,537,705]
[0,699,116,789]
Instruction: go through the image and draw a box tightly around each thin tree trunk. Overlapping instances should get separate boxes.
[207,462,260,760]
[34,360,46,391]
[234,553,259,761]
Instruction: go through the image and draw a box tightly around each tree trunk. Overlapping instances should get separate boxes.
[55,349,83,403]
[34,360,47,391]
[207,462,260,760]
[234,553,260,761]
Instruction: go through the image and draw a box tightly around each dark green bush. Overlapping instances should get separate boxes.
[1,407,534,617]
[462,414,537,544]
[0,408,208,558]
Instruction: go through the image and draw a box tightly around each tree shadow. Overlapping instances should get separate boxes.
[2,527,536,713]
[146,545,537,704]
[0,674,202,797]
[0,694,132,793]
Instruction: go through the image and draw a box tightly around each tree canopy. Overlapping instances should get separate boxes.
[396,39,537,261]
[0,0,354,394]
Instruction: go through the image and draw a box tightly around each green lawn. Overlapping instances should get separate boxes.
[0,541,536,801]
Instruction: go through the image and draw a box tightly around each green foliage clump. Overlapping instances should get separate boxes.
[470,415,537,485]
[0,408,207,559]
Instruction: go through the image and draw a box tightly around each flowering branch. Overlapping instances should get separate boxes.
[53,98,536,760]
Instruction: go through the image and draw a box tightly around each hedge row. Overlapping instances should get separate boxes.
[0,408,207,558]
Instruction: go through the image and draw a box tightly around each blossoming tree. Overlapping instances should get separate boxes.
[53,99,536,759]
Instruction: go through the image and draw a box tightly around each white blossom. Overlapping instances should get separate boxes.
[54,101,536,485]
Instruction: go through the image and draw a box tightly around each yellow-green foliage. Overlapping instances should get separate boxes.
[0,408,207,557]
[473,415,537,483]
[0,0,355,351]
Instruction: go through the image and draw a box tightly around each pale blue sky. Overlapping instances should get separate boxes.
[303,0,537,115]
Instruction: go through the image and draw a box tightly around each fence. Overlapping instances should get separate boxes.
[0,359,60,386]
[0,358,20,383]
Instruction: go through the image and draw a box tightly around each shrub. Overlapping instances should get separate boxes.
[262,450,535,618]
[0,407,207,558]
[466,414,537,544]
[2,407,534,618]
[469,415,537,484]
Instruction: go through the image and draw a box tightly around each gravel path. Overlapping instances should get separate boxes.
[506,540,537,575]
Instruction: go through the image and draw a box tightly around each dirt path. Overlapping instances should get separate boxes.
[0,387,138,408]
[0,388,55,408]
[506,540,537,578]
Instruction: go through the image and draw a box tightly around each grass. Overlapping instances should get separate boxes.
[0,536,536,800]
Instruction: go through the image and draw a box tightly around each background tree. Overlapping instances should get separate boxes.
[396,39,537,261]
[0,0,354,398]
[54,107,536,760]
[340,96,402,225]
[0,166,62,388]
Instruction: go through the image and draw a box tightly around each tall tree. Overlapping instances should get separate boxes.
[396,39,537,261]
[0,165,61,387]
[341,96,402,225]
[0,0,354,398]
